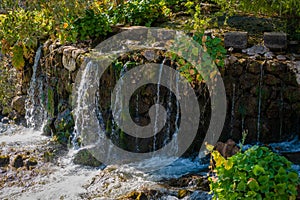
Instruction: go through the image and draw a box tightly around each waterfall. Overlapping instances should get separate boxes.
[135,94,140,152]
[25,46,47,130]
[279,81,284,140]
[172,71,180,154]
[257,61,265,143]
[73,61,94,148]
[230,83,236,137]
[112,62,129,149]
[153,59,165,151]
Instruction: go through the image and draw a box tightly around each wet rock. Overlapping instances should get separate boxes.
[0,155,10,167]
[26,157,38,169]
[1,117,9,124]
[224,32,248,49]
[13,155,24,168]
[73,149,102,167]
[11,95,26,116]
[264,32,287,50]
[214,139,239,159]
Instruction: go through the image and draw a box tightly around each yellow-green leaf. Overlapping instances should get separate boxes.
[205,142,214,152]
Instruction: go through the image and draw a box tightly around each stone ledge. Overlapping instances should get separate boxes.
[224,32,248,49]
[264,32,287,50]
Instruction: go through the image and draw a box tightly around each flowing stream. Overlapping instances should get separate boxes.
[1,48,299,199]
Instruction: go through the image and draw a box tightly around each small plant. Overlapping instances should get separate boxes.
[206,144,299,200]
[193,32,226,67]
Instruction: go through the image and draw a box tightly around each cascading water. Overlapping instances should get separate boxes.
[230,83,236,137]
[279,81,284,140]
[257,61,265,143]
[170,71,180,154]
[153,59,165,151]
[25,46,47,130]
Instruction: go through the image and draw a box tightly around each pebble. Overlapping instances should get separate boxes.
[276,55,286,61]
[264,52,274,60]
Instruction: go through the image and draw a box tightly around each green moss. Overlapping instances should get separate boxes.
[47,87,55,117]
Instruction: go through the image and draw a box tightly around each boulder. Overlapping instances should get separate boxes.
[73,148,102,167]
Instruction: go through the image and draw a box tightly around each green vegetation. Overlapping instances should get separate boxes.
[0,57,16,114]
[111,0,168,26]
[207,144,299,199]
[1,0,298,70]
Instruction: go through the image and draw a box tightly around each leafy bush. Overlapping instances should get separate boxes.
[0,0,111,69]
[208,145,299,200]
[164,32,226,85]
[74,9,111,40]
[111,0,167,26]
[0,9,51,70]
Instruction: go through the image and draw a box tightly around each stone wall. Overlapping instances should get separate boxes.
[7,37,300,150]
[221,56,300,143]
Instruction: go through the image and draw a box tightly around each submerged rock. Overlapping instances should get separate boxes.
[13,155,24,169]
[26,157,38,169]
[0,155,10,167]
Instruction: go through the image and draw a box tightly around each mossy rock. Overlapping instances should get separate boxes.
[26,157,38,169]
[54,109,74,133]
[43,151,54,163]
[73,149,102,167]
